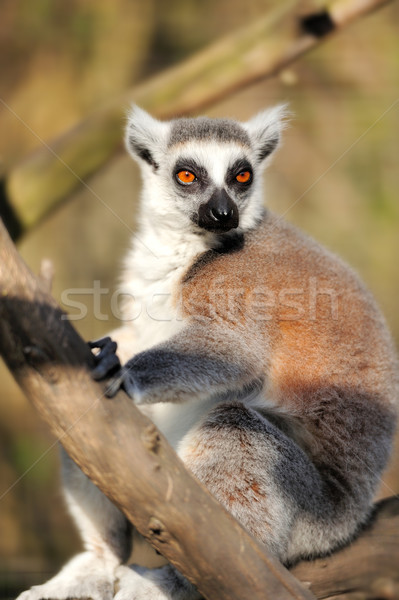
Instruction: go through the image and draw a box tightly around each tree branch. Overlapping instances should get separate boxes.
[1,0,393,238]
[0,216,315,599]
[292,496,399,600]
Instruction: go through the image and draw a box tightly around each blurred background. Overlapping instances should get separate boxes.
[0,0,398,597]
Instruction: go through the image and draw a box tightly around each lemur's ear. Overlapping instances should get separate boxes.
[243,104,289,164]
[125,106,170,171]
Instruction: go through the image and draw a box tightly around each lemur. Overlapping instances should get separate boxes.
[18,106,398,600]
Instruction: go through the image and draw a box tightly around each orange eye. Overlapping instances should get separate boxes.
[177,170,196,184]
[236,171,251,184]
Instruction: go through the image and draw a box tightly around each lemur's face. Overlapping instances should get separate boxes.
[167,127,253,234]
[125,106,286,235]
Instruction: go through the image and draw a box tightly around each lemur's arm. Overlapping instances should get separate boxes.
[92,323,263,404]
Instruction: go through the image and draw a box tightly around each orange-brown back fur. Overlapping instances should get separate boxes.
[180,212,398,415]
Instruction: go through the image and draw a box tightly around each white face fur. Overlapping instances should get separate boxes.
[125,105,286,237]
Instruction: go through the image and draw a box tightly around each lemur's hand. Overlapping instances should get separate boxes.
[89,337,138,399]
[89,337,121,381]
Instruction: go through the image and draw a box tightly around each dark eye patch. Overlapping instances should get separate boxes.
[226,159,254,188]
[173,159,210,191]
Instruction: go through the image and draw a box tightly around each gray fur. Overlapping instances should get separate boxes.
[168,117,251,148]
[124,346,252,404]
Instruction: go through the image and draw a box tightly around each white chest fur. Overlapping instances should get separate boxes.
[125,267,183,354]
[120,220,206,353]
[115,220,219,449]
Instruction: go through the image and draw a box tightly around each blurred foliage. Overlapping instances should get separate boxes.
[0,0,399,596]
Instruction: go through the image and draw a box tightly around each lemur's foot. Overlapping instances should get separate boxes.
[90,336,121,380]
[115,565,201,600]
[16,552,116,600]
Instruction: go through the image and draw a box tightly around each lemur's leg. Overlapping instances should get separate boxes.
[179,401,310,561]
[112,401,322,600]
[61,450,133,563]
[17,450,132,600]
[114,395,389,600]
[115,564,201,600]
[182,399,391,564]
[16,335,134,600]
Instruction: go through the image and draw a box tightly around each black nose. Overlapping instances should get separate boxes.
[197,189,239,233]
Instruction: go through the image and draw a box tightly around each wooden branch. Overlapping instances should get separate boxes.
[1,0,393,238]
[0,216,315,600]
[292,496,399,600]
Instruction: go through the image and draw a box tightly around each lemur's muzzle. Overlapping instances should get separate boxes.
[197,189,239,233]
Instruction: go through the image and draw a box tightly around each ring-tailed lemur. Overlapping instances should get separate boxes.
[18,106,398,600]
